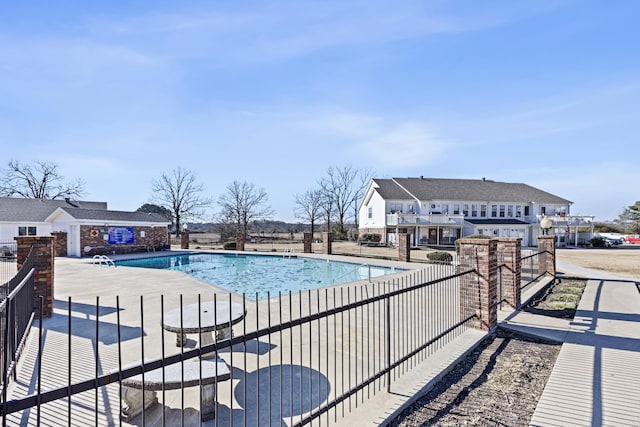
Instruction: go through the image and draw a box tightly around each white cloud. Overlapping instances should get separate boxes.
[357,123,446,168]
[313,112,447,168]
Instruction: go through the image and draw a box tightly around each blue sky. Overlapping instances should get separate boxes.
[1,1,639,222]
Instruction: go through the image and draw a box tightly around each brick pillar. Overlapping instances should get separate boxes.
[322,232,332,255]
[537,235,556,277]
[398,233,410,262]
[167,231,172,247]
[180,231,189,249]
[15,236,55,319]
[495,238,522,308]
[303,232,312,253]
[51,231,68,257]
[458,238,498,331]
[236,232,245,251]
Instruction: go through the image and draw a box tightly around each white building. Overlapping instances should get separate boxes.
[0,197,170,257]
[358,177,594,247]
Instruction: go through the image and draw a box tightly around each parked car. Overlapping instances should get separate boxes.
[624,235,640,244]
[602,236,623,246]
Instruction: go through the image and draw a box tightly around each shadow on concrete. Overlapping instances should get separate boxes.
[44,312,144,345]
[214,364,331,426]
[54,299,120,317]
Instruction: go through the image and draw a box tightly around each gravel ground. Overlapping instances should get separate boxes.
[389,329,561,427]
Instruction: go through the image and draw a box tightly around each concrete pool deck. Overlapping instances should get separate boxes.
[7,250,547,426]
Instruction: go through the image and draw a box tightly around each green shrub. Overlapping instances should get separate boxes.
[426,251,453,263]
[359,233,382,243]
[223,241,237,250]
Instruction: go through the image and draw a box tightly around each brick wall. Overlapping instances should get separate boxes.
[81,225,168,257]
[303,232,312,253]
[322,232,332,255]
[458,238,498,331]
[537,236,556,276]
[398,233,410,262]
[236,232,245,251]
[495,238,522,308]
[359,228,387,244]
[15,236,54,318]
[51,231,68,257]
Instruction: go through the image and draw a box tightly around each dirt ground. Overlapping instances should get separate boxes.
[555,247,640,277]
[389,329,561,427]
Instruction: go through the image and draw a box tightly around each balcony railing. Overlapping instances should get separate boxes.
[386,213,465,226]
[534,215,595,227]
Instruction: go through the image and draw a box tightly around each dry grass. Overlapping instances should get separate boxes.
[185,234,640,277]
[556,247,640,277]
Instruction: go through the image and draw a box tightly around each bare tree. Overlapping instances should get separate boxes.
[319,165,373,235]
[217,181,274,236]
[294,188,324,236]
[151,167,212,236]
[0,160,85,199]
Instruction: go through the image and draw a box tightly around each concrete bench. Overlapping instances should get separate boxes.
[120,358,231,421]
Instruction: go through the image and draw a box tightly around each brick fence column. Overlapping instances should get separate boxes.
[495,238,522,308]
[15,236,55,319]
[322,232,332,255]
[236,232,245,251]
[50,231,68,257]
[398,233,410,262]
[303,232,312,253]
[537,235,556,277]
[180,231,190,249]
[458,238,498,331]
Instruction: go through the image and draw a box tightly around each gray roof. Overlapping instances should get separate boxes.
[374,178,572,204]
[0,197,168,224]
[371,179,413,199]
[60,207,169,223]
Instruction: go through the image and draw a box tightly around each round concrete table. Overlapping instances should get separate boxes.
[163,301,245,358]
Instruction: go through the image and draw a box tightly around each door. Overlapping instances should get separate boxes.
[68,225,80,257]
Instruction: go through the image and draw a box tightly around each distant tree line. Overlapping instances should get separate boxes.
[0,160,376,241]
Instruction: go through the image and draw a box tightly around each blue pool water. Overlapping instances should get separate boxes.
[115,253,402,299]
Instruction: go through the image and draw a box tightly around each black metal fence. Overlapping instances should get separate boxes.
[0,242,17,288]
[1,265,478,426]
[521,250,544,288]
[0,247,35,399]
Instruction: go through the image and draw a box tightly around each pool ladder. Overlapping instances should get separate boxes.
[283,248,295,259]
[92,254,115,267]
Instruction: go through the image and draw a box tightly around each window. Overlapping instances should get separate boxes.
[541,206,546,215]
[367,207,373,219]
[508,205,513,217]
[471,204,478,217]
[499,205,505,217]
[481,204,487,217]
[491,205,498,218]
[524,206,530,217]
[516,205,522,218]
[18,226,37,236]
[389,203,402,213]
[453,204,460,214]
[462,204,469,216]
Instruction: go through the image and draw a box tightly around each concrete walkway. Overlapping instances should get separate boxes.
[6,252,488,426]
[502,261,640,427]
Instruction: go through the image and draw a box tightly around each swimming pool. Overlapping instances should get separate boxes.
[115,253,403,299]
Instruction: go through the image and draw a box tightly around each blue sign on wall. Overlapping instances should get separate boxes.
[108,227,135,245]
